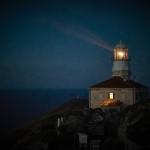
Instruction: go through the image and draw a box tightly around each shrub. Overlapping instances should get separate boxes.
[40,123,56,133]
[94,108,102,112]
[58,125,68,133]
[118,105,131,120]
[126,115,150,146]
[69,109,84,116]
[42,130,57,143]
[47,113,63,123]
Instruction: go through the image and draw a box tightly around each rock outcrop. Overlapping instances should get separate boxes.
[118,98,150,150]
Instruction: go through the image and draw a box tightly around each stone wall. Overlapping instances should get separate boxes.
[89,88,134,110]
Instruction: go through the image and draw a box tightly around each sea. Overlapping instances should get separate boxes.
[0,88,88,135]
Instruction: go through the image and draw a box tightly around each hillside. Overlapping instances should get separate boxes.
[0,98,89,150]
[1,98,150,150]
[47,97,89,114]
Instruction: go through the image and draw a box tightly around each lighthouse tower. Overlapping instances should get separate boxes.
[112,40,131,79]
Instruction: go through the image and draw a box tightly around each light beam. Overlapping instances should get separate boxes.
[52,23,114,52]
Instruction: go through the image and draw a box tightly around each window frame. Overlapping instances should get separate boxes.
[108,93,115,99]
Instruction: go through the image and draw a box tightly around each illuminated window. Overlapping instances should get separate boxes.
[108,93,114,99]
[110,93,113,99]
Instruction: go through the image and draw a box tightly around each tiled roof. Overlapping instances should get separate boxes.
[89,77,148,89]
[100,101,122,106]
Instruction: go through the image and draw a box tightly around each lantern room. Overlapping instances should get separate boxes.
[113,40,129,60]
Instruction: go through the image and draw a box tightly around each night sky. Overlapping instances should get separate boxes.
[0,0,150,88]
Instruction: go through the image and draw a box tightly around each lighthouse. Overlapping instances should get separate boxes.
[88,40,148,111]
[112,40,131,79]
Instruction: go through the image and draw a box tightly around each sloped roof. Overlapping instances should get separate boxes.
[100,101,122,106]
[89,77,148,89]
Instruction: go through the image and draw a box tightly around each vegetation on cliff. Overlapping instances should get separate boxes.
[118,98,150,150]
[0,98,89,150]
[0,97,150,150]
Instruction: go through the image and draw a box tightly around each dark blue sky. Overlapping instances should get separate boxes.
[0,0,150,88]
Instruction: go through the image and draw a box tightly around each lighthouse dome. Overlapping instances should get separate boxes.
[114,40,128,49]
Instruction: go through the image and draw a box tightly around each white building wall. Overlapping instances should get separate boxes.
[112,60,129,71]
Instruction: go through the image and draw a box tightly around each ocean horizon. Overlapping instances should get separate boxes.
[0,88,88,134]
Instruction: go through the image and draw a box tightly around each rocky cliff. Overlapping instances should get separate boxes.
[1,97,150,150]
[118,98,150,150]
